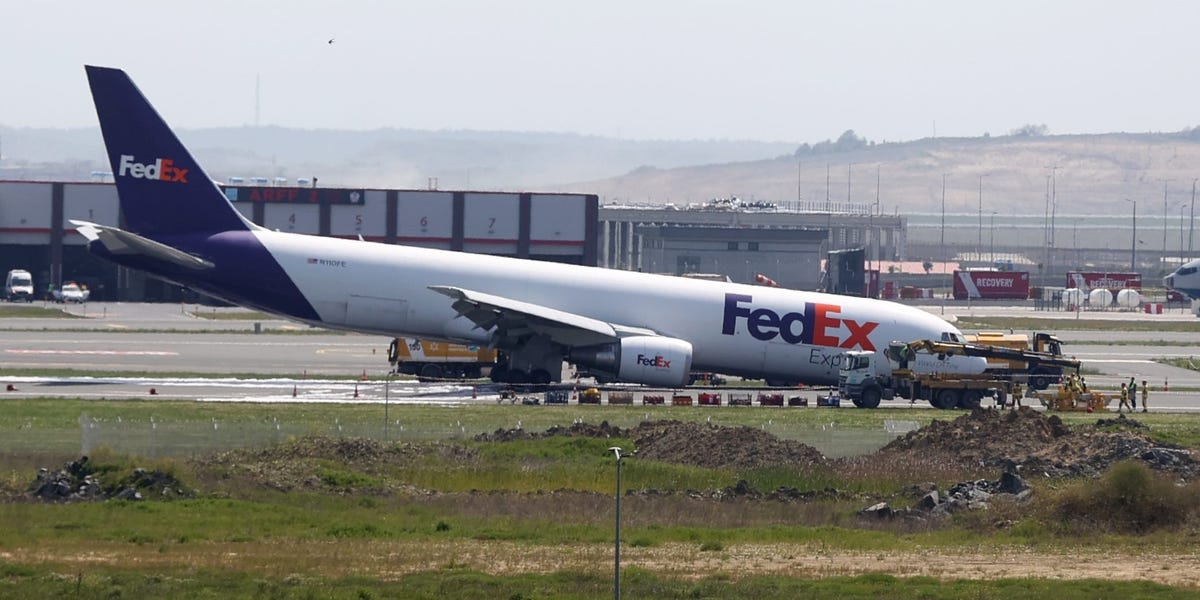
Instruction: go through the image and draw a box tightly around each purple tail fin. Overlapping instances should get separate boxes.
[86,65,250,236]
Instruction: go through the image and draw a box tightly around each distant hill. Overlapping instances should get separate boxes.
[5,125,1200,218]
[560,131,1200,217]
[0,126,796,191]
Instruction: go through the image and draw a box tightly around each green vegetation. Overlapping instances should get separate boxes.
[0,305,81,318]
[1048,461,1200,534]
[1159,357,1200,372]
[957,316,1200,332]
[4,399,1200,596]
[0,367,379,380]
[0,566,1190,599]
[187,310,273,321]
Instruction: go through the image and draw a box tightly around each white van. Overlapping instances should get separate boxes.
[6,269,34,302]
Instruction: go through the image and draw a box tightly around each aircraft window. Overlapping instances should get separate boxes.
[940,332,964,343]
[1179,266,1197,275]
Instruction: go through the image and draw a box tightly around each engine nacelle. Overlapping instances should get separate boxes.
[569,335,693,387]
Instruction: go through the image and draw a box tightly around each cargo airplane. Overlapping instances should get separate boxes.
[1165,258,1200,317]
[75,65,984,390]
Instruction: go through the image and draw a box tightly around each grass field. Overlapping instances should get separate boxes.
[4,399,1200,597]
[0,305,81,318]
[956,315,1200,332]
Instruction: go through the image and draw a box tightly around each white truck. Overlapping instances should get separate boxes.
[5,270,34,302]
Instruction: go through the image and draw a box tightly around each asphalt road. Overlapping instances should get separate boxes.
[1,301,1199,409]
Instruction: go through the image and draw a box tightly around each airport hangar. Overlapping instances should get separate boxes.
[0,180,904,301]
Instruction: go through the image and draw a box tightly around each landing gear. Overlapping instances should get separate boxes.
[528,369,553,386]
[490,365,510,383]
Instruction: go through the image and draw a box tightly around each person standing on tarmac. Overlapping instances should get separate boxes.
[1141,380,1149,413]
[1118,382,1131,413]
[1128,378,1138,410]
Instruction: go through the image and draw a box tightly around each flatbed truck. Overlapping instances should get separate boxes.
[839,339,1082,409]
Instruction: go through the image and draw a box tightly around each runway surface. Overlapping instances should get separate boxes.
[1,302,1198,409]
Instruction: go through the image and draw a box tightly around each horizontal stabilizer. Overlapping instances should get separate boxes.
[71,220,214,270]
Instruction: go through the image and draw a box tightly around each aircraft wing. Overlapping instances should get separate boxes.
[71,220,214,270]
[429,285,655,348]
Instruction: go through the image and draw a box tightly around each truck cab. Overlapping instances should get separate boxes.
[838,350,886,408]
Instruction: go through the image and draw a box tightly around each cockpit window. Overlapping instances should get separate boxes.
[1179,266,1198,276]
[940,331,964,343]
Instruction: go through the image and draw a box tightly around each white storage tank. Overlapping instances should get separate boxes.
[1088,288,1113,307]
[1063,288,1085,308]
[1116,288,1141,308]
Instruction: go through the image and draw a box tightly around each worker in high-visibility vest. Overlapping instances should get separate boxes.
[1118,382,1131,413]
[1141,380,1149,413]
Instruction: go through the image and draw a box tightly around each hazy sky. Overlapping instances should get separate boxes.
[4,1,1199,143]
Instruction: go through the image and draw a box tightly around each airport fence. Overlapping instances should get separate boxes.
[66,415,921,459]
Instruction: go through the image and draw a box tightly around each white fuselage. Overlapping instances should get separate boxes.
[257,230,978,384]
[1165,258,1200,317]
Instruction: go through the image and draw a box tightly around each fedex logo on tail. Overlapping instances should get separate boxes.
[118,154,188,183]
[637,354,672,368]
[721,293,878,351]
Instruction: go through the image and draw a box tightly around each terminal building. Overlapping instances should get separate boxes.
[0,181,900,301]
[599,202,906,290]
[0,180,597,302]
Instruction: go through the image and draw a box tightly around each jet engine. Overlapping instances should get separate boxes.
[569,335,693,387]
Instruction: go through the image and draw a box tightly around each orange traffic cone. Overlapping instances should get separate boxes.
[361,369,367,381]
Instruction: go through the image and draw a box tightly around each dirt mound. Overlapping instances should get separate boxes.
[475,419,825,471]
[876,408,1198,479]
[200,436,476,493]
[211,436,476,468]
[474,421,626,442]
[628,420,826,471]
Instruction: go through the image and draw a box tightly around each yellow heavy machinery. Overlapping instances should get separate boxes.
[963,331,1067,390]
[1035,385,1113,412]
[840,337,1083,410]
[1030,370,1114,412]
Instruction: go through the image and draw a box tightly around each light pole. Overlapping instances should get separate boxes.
[1182,203,1188,267]
[610,446,635,600]
[977,174,986,262]
[1125,199,1137,272]
[871,164,881,273]
[1191,178,1197,259]
[941,173,948,302]
[940,173,946,270]
[847,163,853,209]
[1162,181,1171,272]
[989,211,997,263]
